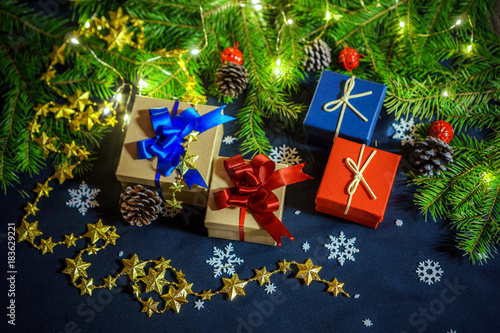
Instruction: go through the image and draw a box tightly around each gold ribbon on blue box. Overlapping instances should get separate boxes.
[137,101,234,192]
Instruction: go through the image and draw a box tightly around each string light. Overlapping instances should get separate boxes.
[139,79,148,88]
[97,25,102,30]
[399,21,405,28]
[276,58,281,66]
[325,11,331,20]
[443,91,448,97]
[456,19,462,25]
[115,92,122,101]
[124,114,130,123]
[102,107,110,115]
[467,44,472,53]
[84,21,91,29]
[251,0,260,3]
[274,67,280,75]
[70,38,79,44]
[287,19,293,25]
[191,49,200,55]
[255,4,262,10]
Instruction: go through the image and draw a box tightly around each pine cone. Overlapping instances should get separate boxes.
[215,62,249,98]
[303,39,332,71]
[120,185,162,226]
[413,136,454,177]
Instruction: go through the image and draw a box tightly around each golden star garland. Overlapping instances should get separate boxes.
[16,172,352,318]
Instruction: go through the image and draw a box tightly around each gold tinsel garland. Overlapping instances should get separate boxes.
[16,167,351,317]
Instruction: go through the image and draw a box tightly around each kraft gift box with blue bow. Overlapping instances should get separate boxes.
[303,70,387,147]
[116,96,234,207]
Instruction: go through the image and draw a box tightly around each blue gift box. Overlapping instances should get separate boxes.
[303,70,387,147]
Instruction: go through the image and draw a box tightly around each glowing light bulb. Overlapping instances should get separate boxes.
[97,25,102,30]
[467,44,472,53]
[276,58,281,66]
[191,49,200,55]
[115,93,122,101]
[442,91,448,97]
[102,107,110,115]
[70,38,79,44]
[287,19,293,25]
[251,0,260,3]
[399,21,405,28]
[456,19,462,25]
[139,79,148,88]
[124,114,130,122]
[255,4,262,10]
[274,67,280,75]
[325,11,331,20]
[84,21,91,29]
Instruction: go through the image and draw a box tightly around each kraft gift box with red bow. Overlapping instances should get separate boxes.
[116,96,234,207]
[205,155,313,246]
[315,138,400,229]
[303,70,387,147]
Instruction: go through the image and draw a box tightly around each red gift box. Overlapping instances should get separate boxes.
[315,138,400,228]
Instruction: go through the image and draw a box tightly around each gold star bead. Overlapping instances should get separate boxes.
[16,220,43,243]
[28,120,41,134]
[181,151,198,171]
[77,146,91,161]
[105,116,118,127]
[76,278,95,296]
[161,286,188,313]
[132,283,141,296]
[83,219,111,244]
[41,69,56,81]
[184,131,199,144]
[48,44,66,65]
[221,274,248,301]
[24,202,39,216]
[177,281,194,296]
[121,254,147,281]
[33,132,56,155]
[53,162,76,184]
[68,90,90,112]
[278,259,292,273]
[154,257,171,271]
[34,103,51,117]
[64,233,78,247]
[34,182,53,197]
[63,141,80,158]
[51,104,75,119]
[199,290,213,301]
[326,278,349,297]
[39,237,56,254]
[295,259,322,286]
[86,244,99,255]
[103,275,118,290]
[175,269,186,283]
[254,267,273,286]
[169,181,184,193]
[140,268,169,295]
[63,255,91,281]
[105,228,120,245]
[141,297,160,317]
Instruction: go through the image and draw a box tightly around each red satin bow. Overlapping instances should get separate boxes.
[214,154,313,246]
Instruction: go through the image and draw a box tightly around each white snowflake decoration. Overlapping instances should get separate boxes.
[447,330,457,333]
[392,117,418,146]
[222,135,237,145]
[264,283,276,294]
[194,299,204,310]
[65,181,100,216]
[395,219,404,227]
[206,243,244,278]
[324,231,360,266]
[354,294,360,299]
[302,241,310,252]
[160,201,181,218]
[362,319,373,327]
[269,144,302,165]
[416,259,444,285]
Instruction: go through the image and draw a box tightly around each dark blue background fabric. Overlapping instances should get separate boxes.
[1,79,499,333]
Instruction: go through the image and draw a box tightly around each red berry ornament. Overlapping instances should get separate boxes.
[428,120,454,143]
[221,42,243,65]
[338,46,365,71]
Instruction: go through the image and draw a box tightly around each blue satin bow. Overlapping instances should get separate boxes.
[137,101,234,190]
